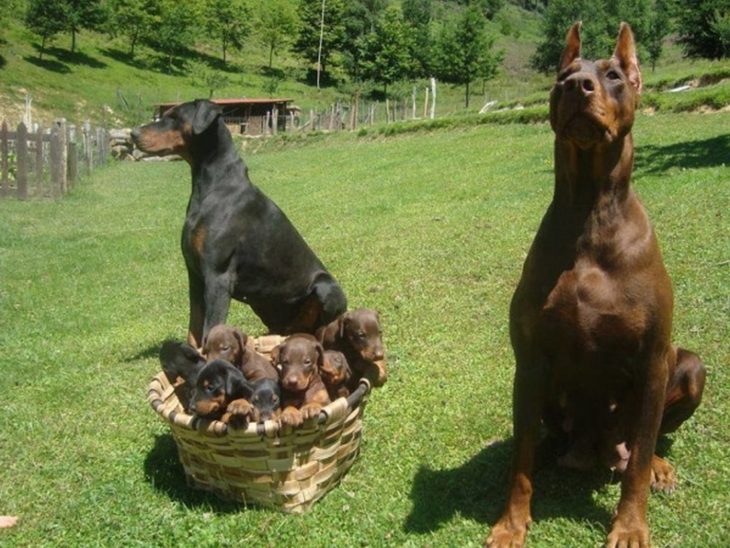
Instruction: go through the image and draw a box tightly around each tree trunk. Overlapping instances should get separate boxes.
[71,27,77,53]
[40,35,47,60]
[465,80,470,108]
[130,31,138,59]
[269,44,274,69]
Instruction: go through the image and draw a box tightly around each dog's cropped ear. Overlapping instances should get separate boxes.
[559,21,582,73]
[612,22,642,93]
[191,100,222,135]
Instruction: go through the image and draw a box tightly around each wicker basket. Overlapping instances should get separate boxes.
[147,335,371,514]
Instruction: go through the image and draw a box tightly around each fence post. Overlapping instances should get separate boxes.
[56,119,68,192]
[84,121,92,175]
[35,124,44,197]
[16,122,28,200]
[50,125,63,198]
[1,121,8,197]
[68,141,78,186]
[272,107,278,134]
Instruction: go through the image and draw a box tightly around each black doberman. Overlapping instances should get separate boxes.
[131,100,347,347]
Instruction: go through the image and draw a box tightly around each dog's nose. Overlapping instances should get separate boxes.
[565,74,596,96]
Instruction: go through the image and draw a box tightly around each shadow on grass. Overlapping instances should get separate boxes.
[0,54,5,69]
[144,433,242,513]
[99,47,155,71]
[43,46,108,69]
[404,437,614,536]
[127,342,163,362]
[635,134,730,174]
[24,55,71,74]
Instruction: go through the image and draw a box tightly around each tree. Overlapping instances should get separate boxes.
[204,0,251,65]
[109,0,160,59]
[457,0,505,20]
[645,0,670,71]
[676,0,729,59]
[25,0,66,60]
[434,6,502,107]
[292,0,346,84]
[402,0,434,77]
[340,0,388,81]
[146,0,199,71]
[530,0,659,73]
[254,0,299,69]
[64,0,108,53]
[358,7,416,96]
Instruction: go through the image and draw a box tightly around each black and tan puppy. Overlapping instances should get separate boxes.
[271,334,331,427]
[321,350,352,399]
[203,324,278,382]
[189,359,256,428]
[159,340,205,385]
[316,308,387,387]
[250,378,281,422]
[131,99,347,347]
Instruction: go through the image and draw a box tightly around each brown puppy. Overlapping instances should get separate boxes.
[487,23,705,548]
[203,324,278,382]
[316,308,387,387]
[271,334,331,427]
[321,350,352,399]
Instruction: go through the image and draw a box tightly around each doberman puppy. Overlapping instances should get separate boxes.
[487,23,706,548]
[203,324,278,382]
[189,359,256,428]
[316,308,387,387]
[249,378,281,422]
[321,350,352,399]
[271,334,331,427]
[131,100,348,347]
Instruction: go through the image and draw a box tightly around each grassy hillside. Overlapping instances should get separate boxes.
[0,110,728,546]
[0,4,728,128]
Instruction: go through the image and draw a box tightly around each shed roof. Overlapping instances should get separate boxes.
[156,98,294,109]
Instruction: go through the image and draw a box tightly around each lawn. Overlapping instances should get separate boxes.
[0,111,728,546]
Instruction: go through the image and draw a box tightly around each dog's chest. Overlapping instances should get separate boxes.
[539,261,649,356]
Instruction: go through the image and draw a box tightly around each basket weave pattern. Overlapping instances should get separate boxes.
[147,335,370,514]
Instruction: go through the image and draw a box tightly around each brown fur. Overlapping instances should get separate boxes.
[487,23,705,548]
[203,324,278,382]
[316,308,387,387]
[272,334,331,427]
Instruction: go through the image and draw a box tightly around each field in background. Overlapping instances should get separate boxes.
[0,110,728,545]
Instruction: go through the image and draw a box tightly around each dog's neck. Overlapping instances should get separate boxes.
[552,132,634,231]
[188,121,247,188]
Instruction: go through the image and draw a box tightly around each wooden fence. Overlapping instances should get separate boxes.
[0,120,109,200]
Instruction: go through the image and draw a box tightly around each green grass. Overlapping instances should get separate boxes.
[0,111,728,546]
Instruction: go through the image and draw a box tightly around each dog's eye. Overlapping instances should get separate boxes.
[606,70,621,80]
[272,395,279,405]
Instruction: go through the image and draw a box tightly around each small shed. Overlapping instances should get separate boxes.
[155,98,296,136]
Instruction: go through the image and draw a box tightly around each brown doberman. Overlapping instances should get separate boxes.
[487,23,706,548]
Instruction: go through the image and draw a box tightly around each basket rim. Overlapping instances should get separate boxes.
[148,370,370,437]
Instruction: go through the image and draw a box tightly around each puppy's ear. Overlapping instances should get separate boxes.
[270,345,281,366]
[192,100,222,135]
[232,328,247,366]
[339,312,352,338]
[315,342,325,368]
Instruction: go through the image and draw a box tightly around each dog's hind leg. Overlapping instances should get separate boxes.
[660,346,706,434]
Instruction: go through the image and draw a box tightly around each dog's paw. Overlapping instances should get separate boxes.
[486,516,529,547]
[279,408,303,428]
[650,455,677,494]
[606,513,650,548]
[226,399,253,429]
[300,405,322,422]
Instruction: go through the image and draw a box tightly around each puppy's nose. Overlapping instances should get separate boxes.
[373,348,385,361]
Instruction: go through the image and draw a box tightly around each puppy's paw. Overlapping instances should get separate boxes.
[226,399,253,429]
[300,404,322,422]
[279,408,303,427]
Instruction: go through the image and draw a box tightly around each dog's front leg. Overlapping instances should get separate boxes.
[606,347,670,548]
[202,271,233,343]
[487,351,547,548]
[187,272,205,349]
